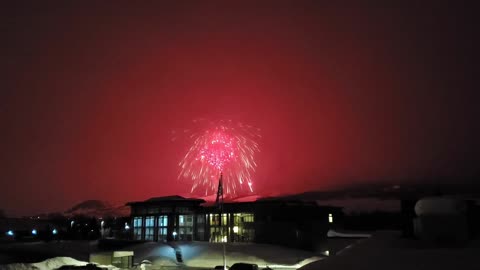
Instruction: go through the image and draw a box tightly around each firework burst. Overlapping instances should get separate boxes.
[178,120,261,196]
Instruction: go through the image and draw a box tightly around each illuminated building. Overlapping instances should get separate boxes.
[126,195,341,249]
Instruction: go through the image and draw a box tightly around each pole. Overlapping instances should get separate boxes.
[216,173,227,270]
[223,243,227,270]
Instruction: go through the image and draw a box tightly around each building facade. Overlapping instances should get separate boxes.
[127,195,341,249]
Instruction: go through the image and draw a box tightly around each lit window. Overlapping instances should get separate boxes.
[178,215,194,241]
[145,216,155,241]
[158,215,168,242]
[328,213,333,223]
[133,217,143,240]
[179,215,184,225]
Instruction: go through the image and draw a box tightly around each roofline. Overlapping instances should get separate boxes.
[126,198,206,207]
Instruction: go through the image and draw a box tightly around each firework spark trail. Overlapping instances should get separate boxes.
[178,120,260,196]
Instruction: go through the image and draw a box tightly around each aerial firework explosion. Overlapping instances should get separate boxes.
[178,120,261,196]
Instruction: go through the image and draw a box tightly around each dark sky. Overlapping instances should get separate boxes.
[1,1,477,216]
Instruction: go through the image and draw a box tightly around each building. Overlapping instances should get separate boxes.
[126,195,341,249]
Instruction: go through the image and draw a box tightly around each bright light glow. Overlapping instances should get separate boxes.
[52,229,58,235]
[178,120,261,195]
[222,235,228,242]
[6,230,14,236]
[173,231,177,236]
[125,222,130,230]
[32,229,37,235]
[328,213,333,223]
[323,250,330,256]
[70,221,74,228]
[233,226,239,233]
[101,221,104,227]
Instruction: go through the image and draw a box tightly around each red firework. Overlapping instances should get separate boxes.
[178,120,260,196]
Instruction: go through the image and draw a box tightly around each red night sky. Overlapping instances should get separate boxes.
[1,2,477,216]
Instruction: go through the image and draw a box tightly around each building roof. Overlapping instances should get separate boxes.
[126,195,205,206]
[126,194,343,214]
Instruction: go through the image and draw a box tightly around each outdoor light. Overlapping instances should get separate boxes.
[328,213,333,223]
[233,226,239,233]
[52,228,58,235]
[6,230,14,236]
[125,222,130,230]
[101,221,105,228]
[173,231,177,237]
[71,221,74,228]
[32,229,37,235]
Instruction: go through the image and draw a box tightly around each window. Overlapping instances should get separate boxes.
[210,213,228,226]
[197,214,205,224]
[210,227,225,242]
[328,213,333,223]
[196,215,206,241]
[209,213,230,243]
[158,215,168,242]
[232,213,255,242]
[233,213,254,224]
[145,216,155,240]
[243,213,254,223]
[241,228,255,242]
[179,215,194,241]
[133,217,143,240]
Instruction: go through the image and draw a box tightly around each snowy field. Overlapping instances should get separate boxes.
[0,230,371,270]
[0,238,359,270]
[300,231,480,270]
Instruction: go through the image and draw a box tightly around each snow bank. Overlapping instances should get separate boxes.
[32,257,88,270]
[176,242,321,268]
[415,197,466,216]
[132,242,178,267]
[0,263,32,270]
[0,257,118,270]
[327,230,371,238]
[130,241,322,268]
[299,231,480,270]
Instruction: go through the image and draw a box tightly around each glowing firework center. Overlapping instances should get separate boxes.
[179,123,259,195]
[198,131,236,172]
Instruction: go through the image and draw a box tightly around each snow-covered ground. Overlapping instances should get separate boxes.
[0,235,367,270]
[327,229,371,238]
[300,231,480,270]
[1,240,348,270]
[126,241,324,268]
[0,257,118,270]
